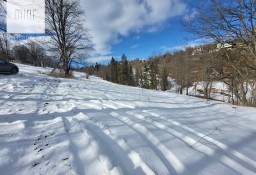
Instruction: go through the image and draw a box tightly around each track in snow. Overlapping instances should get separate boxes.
[1,67,256,175]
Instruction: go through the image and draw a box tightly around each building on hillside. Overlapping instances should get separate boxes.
[216,42,235,50]
[216,40,248,51]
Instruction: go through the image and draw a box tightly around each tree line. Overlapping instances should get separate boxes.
[0,34,55,67]
[81,54,170,91]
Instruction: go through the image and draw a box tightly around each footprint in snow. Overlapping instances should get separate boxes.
[32,163,40,167]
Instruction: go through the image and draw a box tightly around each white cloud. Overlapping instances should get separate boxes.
[86,56,113,64]
[131,44,139,49]
[81,0,186,56]
[161,38,213,53]
[184,8,198,22]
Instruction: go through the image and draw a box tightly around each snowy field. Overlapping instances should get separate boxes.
[0,64,256,175]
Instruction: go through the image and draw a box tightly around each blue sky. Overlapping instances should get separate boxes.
[111,17,191,60]
[82,0,201,64]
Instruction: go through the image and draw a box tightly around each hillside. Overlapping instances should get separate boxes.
[0,64,256,175]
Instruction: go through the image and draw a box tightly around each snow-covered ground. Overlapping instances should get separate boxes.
[1,64,256,175]
[187,81,230,102]
[170,80,232,102]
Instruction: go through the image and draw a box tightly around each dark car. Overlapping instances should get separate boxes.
[0,60,19,74]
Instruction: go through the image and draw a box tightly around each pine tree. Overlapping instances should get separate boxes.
[149,61,158,90]
[95,62,100,72]
[110,57,118,83]
[119,54,129,85]
[161,67,169,91]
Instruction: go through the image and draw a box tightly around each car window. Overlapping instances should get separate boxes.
[0,60,6,64]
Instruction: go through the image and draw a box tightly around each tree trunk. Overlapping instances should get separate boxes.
[179,86,183,94]
[65,67,69,75]
[241,83,248,106]
[204,87,208,99]
[231,78,234,105]
[64,62,70,75]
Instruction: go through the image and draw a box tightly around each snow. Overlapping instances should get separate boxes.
[1,64,256,175]
[169,81,231,102]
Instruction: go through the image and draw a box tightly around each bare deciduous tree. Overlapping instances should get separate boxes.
[0,32,12,61]
[13,45,30,63]
[26,41,46,67]
[45,0,91,75]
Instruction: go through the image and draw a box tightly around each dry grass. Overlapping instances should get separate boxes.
[48,70,75,79]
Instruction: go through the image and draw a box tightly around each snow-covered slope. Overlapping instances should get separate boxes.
[0,64,256,175]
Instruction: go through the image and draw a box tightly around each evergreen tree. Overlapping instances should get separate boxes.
[161,67,169,91]
[110,57,118,83]
[119,54,129,84]
[95,62,100,72]
[149,61,158,90]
